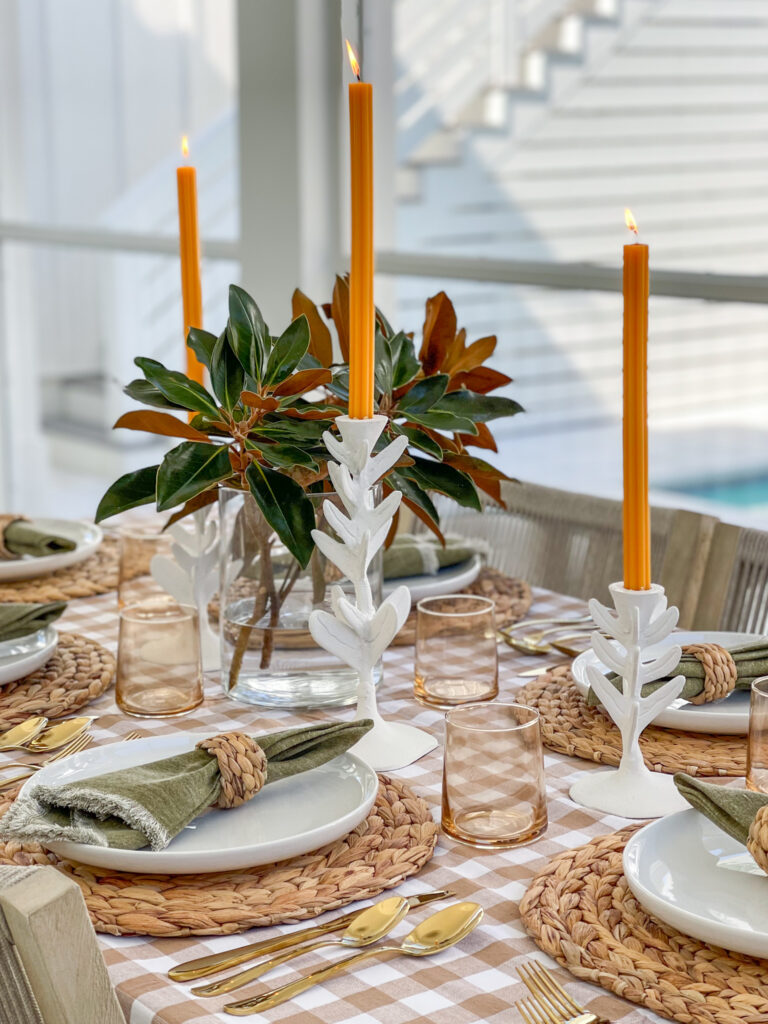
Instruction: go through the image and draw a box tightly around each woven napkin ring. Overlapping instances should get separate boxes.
[682,642,738,704]
[0,515,26,560]
[196,733,268,809]
[747,804,768,875]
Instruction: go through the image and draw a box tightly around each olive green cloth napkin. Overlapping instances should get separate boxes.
[587,639,768,706]
[0,602,67,643]
[0,720,373,852]
[3,520,76,559]
[383,533,488,580]
[674,773,768,849]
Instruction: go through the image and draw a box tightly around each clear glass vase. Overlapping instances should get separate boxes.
[218,486,383,708]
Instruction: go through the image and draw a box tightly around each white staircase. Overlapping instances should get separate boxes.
[393,0,768,501]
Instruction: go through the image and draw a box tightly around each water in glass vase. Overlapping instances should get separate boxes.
[218,486,383,709]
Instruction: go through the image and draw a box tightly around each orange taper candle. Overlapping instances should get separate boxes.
[346,41,375,419]
[177,136,204,386]
[622,208,651,591]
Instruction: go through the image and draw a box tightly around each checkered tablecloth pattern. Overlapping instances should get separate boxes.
[56,588,660,1024]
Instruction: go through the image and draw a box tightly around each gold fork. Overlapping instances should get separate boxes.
[517,961,608,1024]
[0,729,144,789]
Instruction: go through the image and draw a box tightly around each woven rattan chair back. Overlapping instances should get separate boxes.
[427,481,717,627]
[694,522,768,632]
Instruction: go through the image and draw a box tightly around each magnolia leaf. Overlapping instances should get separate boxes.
[134,357,219,417]
[374,330,393,396]
[245,462,315,568]
[95,465,158,522]
[435,389,524,422]
[258,444,318,471]
[241,392,279,413]
[458,421,498,452]
[211,329,244,411]
[396,374,449,414]
[280,401,341,420]
[124,378,186,411]
[388,472,439,526]
[113,410,210,442]
[330,275,350,361]
[228,284,268,383]
[156,442,232,511]
[420,291,457,375]
[402,456,482,511]
[272,368,332,397]
[385,481,445,545]
[401,408,477,435]
[395,424,444,460]
[186,328,218,371]
[254,418,328,441]
[390,332,421,389]
[292,289,333,367]
[446,335,497,375]
[265,316,310,385]
[449,366,512,394]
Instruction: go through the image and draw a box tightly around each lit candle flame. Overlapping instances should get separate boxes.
[181,135,189,158]
[625,208,639,237]
[345,39,361,81]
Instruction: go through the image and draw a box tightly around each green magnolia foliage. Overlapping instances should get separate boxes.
[96,281,522,566]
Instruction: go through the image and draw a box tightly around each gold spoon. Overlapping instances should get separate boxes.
[193,895,411,997]
[27,717,95,752]
[224,901,484,1016]
[0,716,49,751]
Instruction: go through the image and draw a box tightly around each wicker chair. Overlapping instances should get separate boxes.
[427,481,718,628]
[693,523,768,632]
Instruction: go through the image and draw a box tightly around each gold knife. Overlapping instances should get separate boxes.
[168,889,453,982]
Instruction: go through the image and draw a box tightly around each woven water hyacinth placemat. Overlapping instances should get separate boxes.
[520,826,768,1024]
[0,775,438,937]
[519,667,745,777]
[0,536,123,603]
[0,634,115,729]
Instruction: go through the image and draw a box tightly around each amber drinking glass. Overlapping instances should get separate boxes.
[116,598,203,717]
[747,677,768,792]
[415,594,497,709]
[442,702,547,848]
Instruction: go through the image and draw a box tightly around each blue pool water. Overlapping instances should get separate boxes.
[677,476,768,508]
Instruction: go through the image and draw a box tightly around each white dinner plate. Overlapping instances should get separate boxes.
[571,630,760,735]
[624,809,768,958]
[0,626,58,685]
[23,733,378,873]
[382,553,483,603]
[0,519,103,581]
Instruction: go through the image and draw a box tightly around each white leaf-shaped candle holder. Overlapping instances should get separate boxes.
[569,582,689,818]
[150,506,221,673]
[308,415,438,771]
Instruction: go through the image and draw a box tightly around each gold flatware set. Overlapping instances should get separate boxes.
[517,960,608,1024]
[170,891,483,1016]
[498,614,594,658]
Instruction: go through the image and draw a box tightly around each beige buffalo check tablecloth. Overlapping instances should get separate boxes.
[53,586,657,1024]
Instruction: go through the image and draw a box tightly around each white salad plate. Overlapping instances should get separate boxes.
[0,626,58,686]
[571,630,760,735]
[22,733,379,873]
[624,808,768,958]
[0,519,103,581]
[383,553,483,603]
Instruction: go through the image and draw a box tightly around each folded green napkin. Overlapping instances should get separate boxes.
[587,640,768,706]
[0,602,67,644]
[383,533,488,580]
[3,520,76,559]
[0,720,372,852]
[674,773,768,848]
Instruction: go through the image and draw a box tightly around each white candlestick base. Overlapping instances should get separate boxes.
[569,581,687,819]
[308,415,437,771]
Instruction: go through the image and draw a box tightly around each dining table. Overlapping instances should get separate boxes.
[53,583,673,1024]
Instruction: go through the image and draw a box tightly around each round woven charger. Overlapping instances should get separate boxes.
[520,825,768,1024]
[0,536,122,603]
[0,775,438,937]
[519,667,745,777]
[0,633,115,729]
